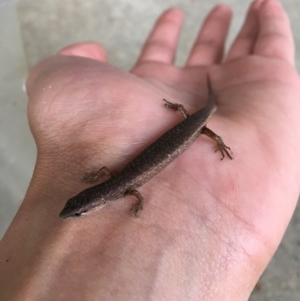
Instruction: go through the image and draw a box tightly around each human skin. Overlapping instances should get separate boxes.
[1,0,300,300]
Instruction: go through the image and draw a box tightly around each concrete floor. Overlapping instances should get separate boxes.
[1,0,299,300]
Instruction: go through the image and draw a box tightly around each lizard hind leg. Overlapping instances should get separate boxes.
[163,99,189,119]
[125,189,144,217]
[201,127,234,160]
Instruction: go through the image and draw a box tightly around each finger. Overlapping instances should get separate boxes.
[185,4,232,66]
[58,42,107,62]
[135,8,184,65]
[226,0,264,61]
[254,0,294,65]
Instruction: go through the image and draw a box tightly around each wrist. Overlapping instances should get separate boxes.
[0,160,258,301]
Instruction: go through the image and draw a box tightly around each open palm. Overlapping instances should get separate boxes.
[2,1,299,300]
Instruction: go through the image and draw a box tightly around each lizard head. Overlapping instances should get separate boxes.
[59,191,104,219]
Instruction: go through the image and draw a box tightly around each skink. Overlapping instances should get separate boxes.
[60,75,233,219]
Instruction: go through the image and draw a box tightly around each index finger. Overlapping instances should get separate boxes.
[254,0,294,65]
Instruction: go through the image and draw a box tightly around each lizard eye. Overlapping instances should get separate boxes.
[74,210,88,217]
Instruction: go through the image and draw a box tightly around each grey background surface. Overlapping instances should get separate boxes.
[1,0,299,300]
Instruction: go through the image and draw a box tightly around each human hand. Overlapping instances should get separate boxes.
[1,1,299,300]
